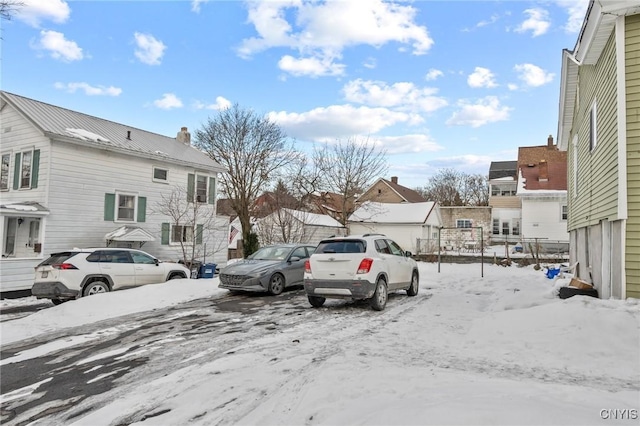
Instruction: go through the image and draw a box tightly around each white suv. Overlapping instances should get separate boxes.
[32,248,190,304]
[303,234,419,310]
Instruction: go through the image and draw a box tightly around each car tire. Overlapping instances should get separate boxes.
[308,296,326,308]
[168,272,185,280]
[370,277,388,311]
[407,271,419,296]
[268,273,285,295]
[51,299,66,306]
[83,280,110,297]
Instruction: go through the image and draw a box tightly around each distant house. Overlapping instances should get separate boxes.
[557,1,640,299]
[0,91,227,293]
[256,208,346,246]
[439,206,492,250]
[304,191,352,224]
[356,176,426,204]
[517,136,569,254]
[488,161,520,243]
[347,201,442,254]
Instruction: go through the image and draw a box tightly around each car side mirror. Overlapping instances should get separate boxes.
[405,251,412,257]
[155,259,160,265]
[289,256,301,263]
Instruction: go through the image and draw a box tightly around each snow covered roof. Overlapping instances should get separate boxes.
[0,202,49,214]
[348,201,436,224]
[282,208,345,228]
[105,226,156,242]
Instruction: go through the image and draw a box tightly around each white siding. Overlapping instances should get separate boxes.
[521,196,569,242]
[347,223,430,253]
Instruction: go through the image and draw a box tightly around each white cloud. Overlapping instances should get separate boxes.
[370,134,443,155]
[446,96,511,128]
[507,83,519,91]
[54,82,122,96]
[194,96,232,111]
[278,55,345,77]
[238,0,433,77]
[153,93,183,110]
[514,63,554,87]
[342,79,447,113]
[16,0,70,27]
[363,57,377,69]
[268,104,422,141]
[425,69,443,81]
[467,67,497,88]
[32,30,83,61]
[555,0,589,33]
[191,0,209,13]
[134,32,166,65]
[515,8,550,37]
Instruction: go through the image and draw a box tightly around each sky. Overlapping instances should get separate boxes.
[1,260,639,425]
[2,0,590,188]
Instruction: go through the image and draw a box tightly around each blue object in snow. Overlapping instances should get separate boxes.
[546,268,560,279]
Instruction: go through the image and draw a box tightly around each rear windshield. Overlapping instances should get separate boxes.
[316,240,366,254]
[37,252,78,266]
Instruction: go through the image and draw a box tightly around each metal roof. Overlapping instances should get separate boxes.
[1,91,225,173]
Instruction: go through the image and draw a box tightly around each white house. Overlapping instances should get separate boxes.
[256,208,346,246]
[347,201,442,254]
[0,91,227,293]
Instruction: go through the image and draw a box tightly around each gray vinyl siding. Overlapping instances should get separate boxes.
[568,30,619,231]
[626,14,640,299]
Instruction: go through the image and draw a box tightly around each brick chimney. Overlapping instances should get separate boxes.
[538,160,548,182]
[547,134,554,150]
[391,176,398,184]
[176,126,191,145]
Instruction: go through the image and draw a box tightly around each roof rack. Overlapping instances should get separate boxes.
[362,233,386,237]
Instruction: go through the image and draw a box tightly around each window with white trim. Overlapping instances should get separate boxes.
[512,219,520,236]
[492,219,500,235]
[116,193,137,221]
[196,175,207,203]
[20,150,32,189]
[456,219,472,229]
[561,205,568,221]
[171,225,194,243]
[1,153,10,190]
[153,167,168,183]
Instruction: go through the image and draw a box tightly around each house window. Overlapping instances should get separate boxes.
[171,225,194,243]
[589,102,597,151]
[502,221,510,236]
[456,219,472,229]
[561,205,568,220]
[20,151,32,189]
[492,219,500,235]
[196,175,207,203]
[153,167,168,183]
[117,193,136,221]
[3,217,17,256]
[512,219,520,236]
[1,153,10,190]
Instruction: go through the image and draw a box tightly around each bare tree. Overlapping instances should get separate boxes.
[1,1,23,21]
[152,185,226,270]
[461,173,489,206]
[193,104,296,256]
[417,168,463,206]
[314,137,388,225]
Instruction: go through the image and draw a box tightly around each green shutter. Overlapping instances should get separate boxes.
[208,177,216,205]
[104,193,115,221]
[13,152,21,190]
[196,224,203,244]
[31,150,40,189]
[161,223,170,245]
[137,196,147,222]
[187,173,195,203]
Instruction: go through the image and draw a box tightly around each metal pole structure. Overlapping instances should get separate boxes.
[480,227,484,278]
[437,227,441,273]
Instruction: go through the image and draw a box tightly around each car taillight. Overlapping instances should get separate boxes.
[357,258,373,274]
[52,263,78,270]
[304,260,311,274]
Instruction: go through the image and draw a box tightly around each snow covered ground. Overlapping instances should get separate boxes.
[1,261,638,425]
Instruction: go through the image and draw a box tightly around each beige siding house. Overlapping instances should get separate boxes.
[356,176,426,204]
[557,1,640,299]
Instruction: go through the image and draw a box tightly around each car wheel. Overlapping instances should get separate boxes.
[268,273,285,295]
[168,272,184,280]
[51,299,66,306]
[308,296,326,308]
[83,281,109,297]
[407,271,419,296]
[370,277,388,311]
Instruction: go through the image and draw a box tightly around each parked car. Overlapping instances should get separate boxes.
[303,234,419,310]
[219,244,316,295]
[32,248,190,304]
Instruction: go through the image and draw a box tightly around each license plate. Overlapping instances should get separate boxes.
[41,271,48,278]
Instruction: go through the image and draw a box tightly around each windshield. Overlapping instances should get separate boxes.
[248,246,292,261]
[316,240,366,254]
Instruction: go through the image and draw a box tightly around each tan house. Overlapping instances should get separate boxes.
[357,176,426,204]
[557,1,640,299]
[488,161,520,243]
